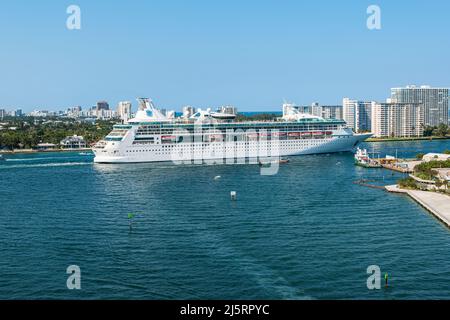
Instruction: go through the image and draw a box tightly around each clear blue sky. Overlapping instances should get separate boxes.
[0,0,449,112]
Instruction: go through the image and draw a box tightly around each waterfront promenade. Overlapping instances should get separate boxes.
[386,185,450,228]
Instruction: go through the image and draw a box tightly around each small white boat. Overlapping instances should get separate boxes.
[258,158,290,166]
[354,147,381,168]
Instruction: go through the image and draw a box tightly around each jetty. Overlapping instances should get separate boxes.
[353,179,386,190]
[386,185,450,228]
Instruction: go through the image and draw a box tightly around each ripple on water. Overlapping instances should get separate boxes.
[1,141,450,299]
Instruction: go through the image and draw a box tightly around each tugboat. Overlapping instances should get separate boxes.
[354,147,381,168]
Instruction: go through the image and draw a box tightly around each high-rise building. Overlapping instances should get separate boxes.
[13,109,23,117]
[30,110,51,117]
[356,102,372,133]
[371,102,424,138]
[343,98,358,131]
[117,101,132,122]
[96,101,110,111]
[342,98,372,133]
[66,106,82,118]
[311,103,343,120]
[390,85,449,126]
[0,109,5,119]
[96,109,116,120]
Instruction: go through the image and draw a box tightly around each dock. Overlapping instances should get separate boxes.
[380,160,423,173]
[354,148,421,173]
[386,185,450,228]
[381,163,413,173]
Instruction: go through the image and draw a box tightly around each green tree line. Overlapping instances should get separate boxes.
[423,123,450,137]
[0,118,114,149]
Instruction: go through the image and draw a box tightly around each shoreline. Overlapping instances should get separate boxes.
[386,185,450,228]
[366,136,450,143]
[2,136,448,153]
[0,148,92,155]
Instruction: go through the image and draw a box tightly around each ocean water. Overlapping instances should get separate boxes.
[0,140,450,300]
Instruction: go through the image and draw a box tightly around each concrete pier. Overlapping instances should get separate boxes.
[386,185,450,228]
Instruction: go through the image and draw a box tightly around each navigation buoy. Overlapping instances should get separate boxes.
[230,191,237,201]
[128,213,135,230]
[384,272,389,288]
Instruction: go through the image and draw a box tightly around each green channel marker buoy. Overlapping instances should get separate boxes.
[128,213,135,230]
[384,273,389,288]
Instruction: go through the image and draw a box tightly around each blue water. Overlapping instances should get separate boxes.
[1,140,450,300]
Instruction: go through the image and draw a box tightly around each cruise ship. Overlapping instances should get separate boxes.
[93,98,372,164]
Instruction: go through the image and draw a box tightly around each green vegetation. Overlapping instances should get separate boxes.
[372,124,450,142]
[0,117,114,150]
[398,177,418,189]
[423,124,450,137]
[416,153,425,160]
[413,160,450,181]
[443,150,450,155]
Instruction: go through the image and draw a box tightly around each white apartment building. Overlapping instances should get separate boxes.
[371,102,424,138]
[117,101,132,122]
[342,98,372,133]
[96,109,117,120]
[390,85,449,126]
[30,110,51,117]
[311,103,343,120]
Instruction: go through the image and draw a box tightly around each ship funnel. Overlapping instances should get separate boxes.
[129,97,169,122]
[137,98,151,111]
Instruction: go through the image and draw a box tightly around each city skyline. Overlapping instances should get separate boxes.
[1,1,450,111]
[1,83,448,115]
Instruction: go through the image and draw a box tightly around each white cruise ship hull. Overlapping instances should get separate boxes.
[93,133,372,164]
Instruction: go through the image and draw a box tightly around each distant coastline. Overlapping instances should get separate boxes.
[3,137,450,154]
[0,148,92,155]
[366,136,450,143]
